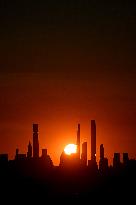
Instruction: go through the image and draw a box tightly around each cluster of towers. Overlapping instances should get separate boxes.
[15,121,98,168]
[77,120,97,166]
[76,120,97,166]
[77,120,97,167]
[60,120,130,170]
[60,120,98,169]
[15,123,51,163]
[0,121,130,170]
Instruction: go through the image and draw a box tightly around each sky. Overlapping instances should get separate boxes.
[0,1,136,165]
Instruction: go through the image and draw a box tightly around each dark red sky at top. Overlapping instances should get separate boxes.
[0,1,136,165]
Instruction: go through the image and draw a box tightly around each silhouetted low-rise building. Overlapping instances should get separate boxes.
[0,154,8,162]
[16,154,26,160]
[123,153,129,166]
[88,159,98,173]
[41,149,47,158]
[15,148,26,160]
[81,142,87,166]
[113,153,120,168]
[99,158,108,174]
[60,151,80,168]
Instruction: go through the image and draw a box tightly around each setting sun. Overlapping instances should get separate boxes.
[64,144,77,155]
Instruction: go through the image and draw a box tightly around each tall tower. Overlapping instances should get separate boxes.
[81,142,87,166]
[27,141,32,158]
[33,124,39,159]
[99,144,108,173]
[91,120,96,162]
[76,123,80,159]
[100,144,104,160]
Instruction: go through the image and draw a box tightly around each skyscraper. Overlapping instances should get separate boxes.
[91,120,96,162]
[100,144,104,160]
[76,123,80,159]
[27,141,32,158]
[33,124,39,159]
[99,144,108,173]
[81,142,87,166]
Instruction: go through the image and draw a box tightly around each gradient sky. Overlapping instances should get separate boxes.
[0,1,136,165]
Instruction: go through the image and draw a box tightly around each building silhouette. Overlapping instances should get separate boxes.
[99,144,108,173]
[0,154,8,162]
[41,149,47,159]
[81,142,87,166]
[27,141,32,158]
[0,121,136,203]
[33,124,39,159]
[15,148,19,159]
[40,148,53,168]
[123,153,129,166]
[76,123,80,160]
[59,151,79,168]
[113,153,120,168]
[88,120,98,171]
[91,120,96,162]
[100,144,104,159]
[15,148,26,160]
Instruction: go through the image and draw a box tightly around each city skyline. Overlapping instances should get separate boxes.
[0,121,135,167]
[0,121,135,204]
[0,1,136,166]
[0,1,136,203]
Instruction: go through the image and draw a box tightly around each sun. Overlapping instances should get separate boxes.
[64,144,77,155]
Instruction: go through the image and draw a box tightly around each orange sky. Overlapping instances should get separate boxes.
[0,73,136,165]
[0,1,136,165]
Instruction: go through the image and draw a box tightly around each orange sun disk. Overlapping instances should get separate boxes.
[64,144,77,155]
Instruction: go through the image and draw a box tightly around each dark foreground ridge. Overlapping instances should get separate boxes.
[0,160,136,204]
[0,122,136,204]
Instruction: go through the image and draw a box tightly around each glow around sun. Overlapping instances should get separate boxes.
[64,144,77,155]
